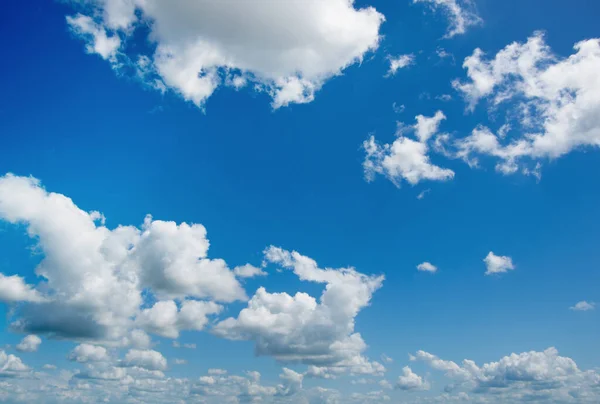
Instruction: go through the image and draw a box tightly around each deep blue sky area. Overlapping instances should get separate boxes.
[0,1,598,403]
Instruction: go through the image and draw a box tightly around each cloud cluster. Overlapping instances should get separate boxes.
[214,246,385,376]
[0,174,252,345]
[412,347,600,403]
[65,0,384,109]
[363,111,455,186]
[452,33,600,175]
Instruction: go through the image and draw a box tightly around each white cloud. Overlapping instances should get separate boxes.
[214,246,385,376]
[122,349,167,371]
[381,354,393,364]
[15,335,41,353]
[0,273,45,303]
[0,350,29,377]
[570,301,595,311]
[483,251,515,275]
[233,264,267,279]
[0,174,251,344]
[363,111,455,186]
[396,366,430,391]
[452,33,600,176]
[66,14,121,61]
[174,359,187,365]
[387,54,415,76]
[68,344,109,363]
[412,347,600,402]
[65,0,384,109]
[417,262,438,273]
[414,0,482,38]
[136,299,223,339]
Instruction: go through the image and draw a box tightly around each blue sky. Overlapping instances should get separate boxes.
[0,0,599,403]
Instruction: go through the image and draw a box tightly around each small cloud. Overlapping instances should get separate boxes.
[570,301,595,312]
[386,54,415,76]
[174,359,187,365]
[393,102,406,114]
[436,94,453,102]
[484,252,515,275]
[417,262,438,273]
[16,335,42,353]
[381,354,393,364]
[417,189,431,200]
[172,341,196,349]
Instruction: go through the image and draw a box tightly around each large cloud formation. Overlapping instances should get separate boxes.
[0,173,250,345]
[411,347,600,403]
[450,32,600,176]
[214,246,386,377]
[65,0,384,108]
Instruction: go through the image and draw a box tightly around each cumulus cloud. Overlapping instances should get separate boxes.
[233,264,267,279]
[387,54,415,76]
[570,301,595,311]
[64,0,384,109]
[0,274,45,304]
[214,246,385,376]
[68,344,109,363]
[0,350,29,377]
[122,349,167,371]
[396,366,430,391]
[412,347,600,403]
[417,262,438,273]
[414,0,482,38]
[452,33,600,176]
[0,173,252,344]
[136,300,223,339]
[363,111,455,186]
[15,335,41,353]
[483,252,515,275]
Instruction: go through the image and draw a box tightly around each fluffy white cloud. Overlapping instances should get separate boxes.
[452,33,600,175]
[122,349,167,371]
[136,299,223,339]
[68,344,109,363]
[15,335,41,353]
[363,111,455,186]
[396,366,430,391]
[65,0,384,109]
[570,301,595,312]
[414,0,482,38]
[0,174,252,345]
[417,262,438,273]
[214,246,385,376]
[483,252,515,275]
[412,347,600,403]
[0,350,29,377]
[233,264,267,279]
[387,54,415,76]
[0,273,45,303]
